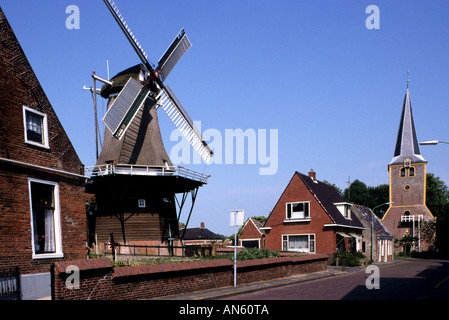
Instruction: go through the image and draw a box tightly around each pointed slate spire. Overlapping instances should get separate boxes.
[390,86,426,165]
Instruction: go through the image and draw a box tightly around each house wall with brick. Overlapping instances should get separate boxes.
[264,171,364,259]
[52,255,328,300]
[264,173,335,254]
[239,218,265,248]
[0,7,86,299]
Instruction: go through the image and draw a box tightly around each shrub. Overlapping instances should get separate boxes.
[332,250,366,266]
[234,248,280,261]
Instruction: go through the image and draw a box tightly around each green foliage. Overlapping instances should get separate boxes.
[233,248,280,261]
[332,250,366,266]
[343,180,389,218]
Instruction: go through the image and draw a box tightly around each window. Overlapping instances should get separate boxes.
[282,234,315,253]
[400,168,406,177]
[138,199,146,208]
[286,202,310,220]
[334,202,352,219]
[400,166,415,178]
[23,106,49,148]
[28,178,62,258]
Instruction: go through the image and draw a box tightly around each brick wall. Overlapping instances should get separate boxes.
[0,7,87,275]
[264,173,336,254]
[53,255,328,300]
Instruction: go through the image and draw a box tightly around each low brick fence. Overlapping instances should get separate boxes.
[52,254,328,300]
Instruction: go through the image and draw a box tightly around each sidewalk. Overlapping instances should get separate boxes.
[150,266,358,300]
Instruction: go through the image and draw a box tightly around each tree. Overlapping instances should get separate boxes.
[344,180,370,206]
[425,173,449,257]
[342,180,389,218]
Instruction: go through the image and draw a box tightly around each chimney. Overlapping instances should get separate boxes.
[200,222,205,229]
[308,169,316,181]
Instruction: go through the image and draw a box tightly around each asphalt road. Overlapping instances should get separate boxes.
[219,259,449,300]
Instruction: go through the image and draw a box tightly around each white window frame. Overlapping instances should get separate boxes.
[240,239,261,248]
[23,106,49,149]
[334,202,352,219]
[138,199,146,208]
[282,234,316,253]
[285,201,310,222]
[28,178,63,259]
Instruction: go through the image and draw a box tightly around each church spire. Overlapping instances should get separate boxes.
[390,84,426,165]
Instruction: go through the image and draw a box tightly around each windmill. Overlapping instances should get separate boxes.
[85,0,213,256]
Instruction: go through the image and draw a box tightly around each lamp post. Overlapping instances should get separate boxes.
[371,202,393,262]
[420,140,449,146]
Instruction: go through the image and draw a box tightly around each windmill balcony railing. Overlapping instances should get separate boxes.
[85,164,210,183]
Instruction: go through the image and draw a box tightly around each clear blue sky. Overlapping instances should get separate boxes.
[2,0,449,236]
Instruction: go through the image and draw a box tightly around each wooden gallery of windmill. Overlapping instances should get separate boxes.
[85,0,213,256]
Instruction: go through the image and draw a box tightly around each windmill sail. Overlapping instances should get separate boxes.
[102,0,213,164]
[157,29,192,81]
[103,0,154,73]
[102,77,150,140]
[156,86,213,164]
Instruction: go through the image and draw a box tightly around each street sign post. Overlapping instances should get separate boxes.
[230,209,244,287]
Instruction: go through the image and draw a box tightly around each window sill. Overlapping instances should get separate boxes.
[283,218,311,223]
[287,249,312,253]
[25,141,50,149]
[33,252,64,260]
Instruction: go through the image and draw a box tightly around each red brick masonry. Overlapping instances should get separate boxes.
[53,254,328,300]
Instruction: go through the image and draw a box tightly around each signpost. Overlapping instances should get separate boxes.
[230,209,244,287]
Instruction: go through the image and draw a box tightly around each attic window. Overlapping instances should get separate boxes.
[23,106,49,149]
[286,202,310,220]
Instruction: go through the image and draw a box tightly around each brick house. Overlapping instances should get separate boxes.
[0,7,86,299]
[180,222,223,245]
[351,204,393,262]
[238,217,266,249]
[264,170,364,259]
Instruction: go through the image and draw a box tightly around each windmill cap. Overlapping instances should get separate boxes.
[100,64,147,98]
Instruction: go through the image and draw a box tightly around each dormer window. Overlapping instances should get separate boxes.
[334,202,352,219]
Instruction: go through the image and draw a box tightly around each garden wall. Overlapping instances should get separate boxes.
[52,254,328,300]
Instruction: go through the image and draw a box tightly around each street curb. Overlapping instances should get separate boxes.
[153,270,347,300]
[197,271,346,300]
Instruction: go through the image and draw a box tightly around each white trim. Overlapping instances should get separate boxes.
[285,201,310,220]
[240,238,261,248]
[28,178,63,259]
[323,223,365,230]
[0,157,85,179]
[23,106,50,149]
[283,218,311,223]
[282,233,316,253]
[241,218,263,236]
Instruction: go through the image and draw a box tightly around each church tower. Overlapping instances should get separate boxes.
[382,84,435,253]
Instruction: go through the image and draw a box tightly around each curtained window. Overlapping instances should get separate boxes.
[282,234,315,253]
[29,179,61,257]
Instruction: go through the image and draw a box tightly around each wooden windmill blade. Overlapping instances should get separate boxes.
[103,0,154,73]
[102,0,213,163]
[157,29,192,82]
[102,77,150,140]
[156,85,213,164]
